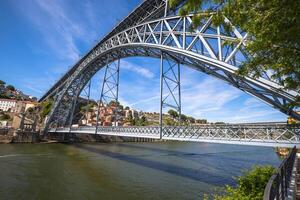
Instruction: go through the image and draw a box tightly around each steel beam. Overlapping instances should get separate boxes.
[95,56,120,132]
[159,52,182,130]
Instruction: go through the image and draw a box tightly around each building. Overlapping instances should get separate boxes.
[125,109,139,119]
[0,99,17,111]
[24,101,38,111]
[11,101,27,113]
[0,99,37,113]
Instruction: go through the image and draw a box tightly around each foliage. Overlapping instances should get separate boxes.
[0,113,10,121]
[196,119,207,124]
[108,100,119,107]
[0,94,10,99]
[131,116,149,126]
[164,117,177,126]
[0,80,5,86]
[169,0,300,106]
[180,114,188,122]
[188,116,196,123]
[168,109,179,119]
[214,165,275,200]
[6,85,15,91]
[40,99,53,119]
[80,103,94,113]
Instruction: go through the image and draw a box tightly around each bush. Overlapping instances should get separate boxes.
[6,85,15,91]
[0,113,10,121]
[214,165,275,200]
[40,99,53,118]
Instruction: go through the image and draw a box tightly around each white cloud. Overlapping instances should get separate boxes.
[121,60,155,79]
[181,78,241,116]
[17,0,100,62]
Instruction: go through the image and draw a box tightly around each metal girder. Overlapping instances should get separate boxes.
[96,57,120,128]
[43,1,300,133]
[77,80,92,126]
[159,52,182,138]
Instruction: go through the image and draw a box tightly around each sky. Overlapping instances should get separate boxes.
[0,0,287,123]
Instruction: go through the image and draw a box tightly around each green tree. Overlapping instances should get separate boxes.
[180,114,188,122]
[0,113,10,121]
[215,165,275,200]
[169,0,300,105]
[6,85,15,91]
[168,109,179,119]
[164,117,176,126]
[40,99,53,119]
[80,103,94,113]
[0,80,5,86]
[188,116,195,123]
[109,100,119,107]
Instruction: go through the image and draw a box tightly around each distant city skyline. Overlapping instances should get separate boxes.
[0,0,287,122]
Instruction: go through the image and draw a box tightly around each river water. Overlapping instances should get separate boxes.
[0,142,281,199]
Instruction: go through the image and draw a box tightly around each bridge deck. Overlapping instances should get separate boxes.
[49,124,300,148]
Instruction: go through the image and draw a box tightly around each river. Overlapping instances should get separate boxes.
[0,142,281,199]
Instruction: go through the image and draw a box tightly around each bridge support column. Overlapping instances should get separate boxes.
[96,56,120,134]
[159,52,182,139]
[81,80,91,125]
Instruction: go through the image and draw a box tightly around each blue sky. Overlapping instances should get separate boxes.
[0,0,287,122]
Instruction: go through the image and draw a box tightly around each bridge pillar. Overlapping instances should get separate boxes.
[159,52,182,139]
[96,56,120,133]
[81,80,91,125]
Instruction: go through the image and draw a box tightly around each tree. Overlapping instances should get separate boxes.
[164,118,176,126]
[188,116,195,123]
[0,80,5,86]
[0,113,10,121]
[180,114,188,122]
[6,85,15,91]
[40,99,53,119]
[169,0,300,106]
[168,109,179,119]
[196,119,207,124]
[109,100,119,107]
[0,94,10,99]
[80,103,94,113]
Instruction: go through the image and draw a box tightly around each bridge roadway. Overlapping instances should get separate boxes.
[49,122,300,148]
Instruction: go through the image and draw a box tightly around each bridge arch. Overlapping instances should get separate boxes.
[43,8,300,130]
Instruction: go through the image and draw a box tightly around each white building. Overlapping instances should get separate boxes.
[0,99,17,112]
[0,99,36,113]
[125,109,139,119]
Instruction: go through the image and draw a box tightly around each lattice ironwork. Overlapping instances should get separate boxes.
[96,57,120,127]
[78,80,91,125]
[160,53,182,127]
[43,0,300,133]
[49,123,300,147]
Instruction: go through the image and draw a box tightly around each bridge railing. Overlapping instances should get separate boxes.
[263,146,297,200]
[48,124,300,146]
[162,125,300,143]
[96,126,160,136]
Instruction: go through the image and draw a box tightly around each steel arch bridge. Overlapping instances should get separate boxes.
[41,0,300,147]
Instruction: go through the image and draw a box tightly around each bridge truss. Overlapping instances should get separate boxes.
[41,0,300,146]
[50,123,300,148]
